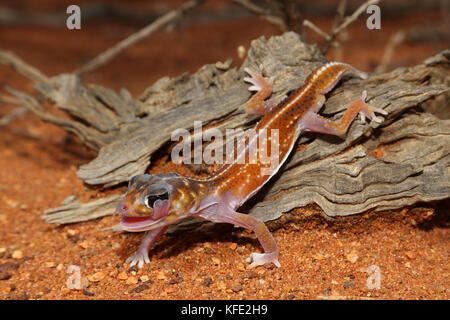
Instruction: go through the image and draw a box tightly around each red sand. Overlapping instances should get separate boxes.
[0,0,448,299]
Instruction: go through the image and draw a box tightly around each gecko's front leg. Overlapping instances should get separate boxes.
[199,205,280,267]
[125,226,168,268]
[243,66,285,116]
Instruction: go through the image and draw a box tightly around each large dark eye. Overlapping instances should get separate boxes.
[144,192,169,208]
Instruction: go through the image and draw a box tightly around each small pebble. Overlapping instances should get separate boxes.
[217,281,226,290]
[169,275,183,285]
[312,252,326,260]
[126,276,138,285]
[343,281,355,289]
[140,275,149,282]
[83,286,95,296]
[112,243,121,249]
[87,272,105,282]
[165,287,175,294]
[117,272,128,280]
[67,229,78,236]
[243,271,258,279]
[405,251,415,260]
[156,271,167,280]
[78,241,89,249]
[109,270,118,277]
[132,283,149,293]
[12,250,23,259]
[236,263,246,271]
[230,282,243,293]
[202,277,213,287]
[346,250,358,263]
[0,271,12,280]
[2,286,11,294]
[60,288,71,295]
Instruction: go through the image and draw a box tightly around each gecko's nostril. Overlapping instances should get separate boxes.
[115,201,129,215]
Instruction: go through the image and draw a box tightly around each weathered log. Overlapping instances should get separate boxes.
[249,112,450,221]
[2,32,449,226]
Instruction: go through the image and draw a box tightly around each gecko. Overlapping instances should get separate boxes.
[115,61,388,268]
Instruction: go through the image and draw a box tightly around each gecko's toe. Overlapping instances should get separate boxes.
[358,91,388,125]
[126,251,150,269]
[360,113,366,123]
[244,67,257,78]
[126,256,137,267]
[372,115,383,123]
[374,107,388,115]
[247,252,280,268]
[248,85,261,92]
[360,90,368,102]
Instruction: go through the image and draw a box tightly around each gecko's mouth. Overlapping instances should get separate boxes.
[120,216,159,232]
[116,197,173,232]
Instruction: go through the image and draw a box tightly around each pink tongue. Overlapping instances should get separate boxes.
[122,216,153,224]
[120,216,156,230]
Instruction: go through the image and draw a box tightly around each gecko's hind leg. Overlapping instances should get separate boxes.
[298,91,388,136]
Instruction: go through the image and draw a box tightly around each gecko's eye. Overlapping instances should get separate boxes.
[144,191,169,209]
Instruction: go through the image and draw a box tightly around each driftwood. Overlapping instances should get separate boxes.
[2,32,449,227]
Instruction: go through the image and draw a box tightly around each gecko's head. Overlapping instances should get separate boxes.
[116,173,201,232]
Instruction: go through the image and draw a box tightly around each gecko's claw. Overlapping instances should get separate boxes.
[246,252,280,268]
[126,250,150,268]
[358,90,388,124]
